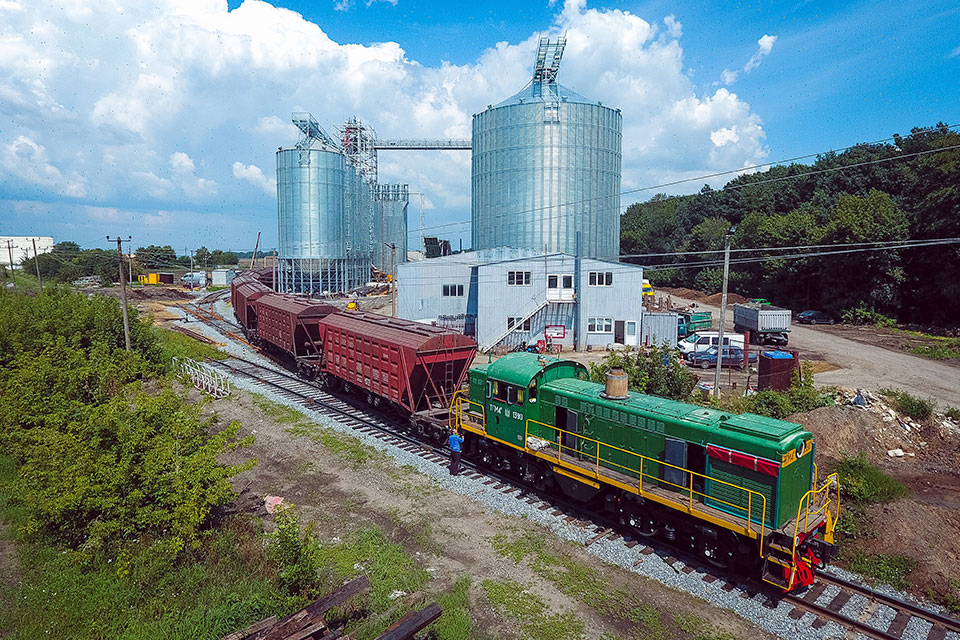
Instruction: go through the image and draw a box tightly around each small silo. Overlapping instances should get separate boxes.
[472,38,622,259]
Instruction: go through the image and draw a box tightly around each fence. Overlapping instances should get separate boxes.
[172,357,231,398]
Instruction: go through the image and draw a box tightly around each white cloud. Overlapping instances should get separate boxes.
[949,45,960,58]
[233,161,277,194]
[0,0,769,247]
[170,151,196,174]
[721,33,778,85]
[745,34,777,71]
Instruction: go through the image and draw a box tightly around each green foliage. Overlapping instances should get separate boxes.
[841,306,898,327]
[708,362,830,419]
[267,506,326,597]
[482,578,585,640]
[136,245,178,269]
[834,453,908,504]
[910,338,960,361]
[619,124,960,326]
[945,407,960,421]
[878,389,936,420]
[589,347,697,401]
[847,551,916,590]
[0,287,254,559]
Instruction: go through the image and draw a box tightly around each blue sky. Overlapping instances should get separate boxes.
[1,0,957,253]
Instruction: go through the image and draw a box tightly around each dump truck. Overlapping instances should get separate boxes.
[677,310,712,338]
[733,303,791,346]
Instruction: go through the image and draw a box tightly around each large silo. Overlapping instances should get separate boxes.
[276,114,371,294]
[472,38,622,259]
[376,183,409,272]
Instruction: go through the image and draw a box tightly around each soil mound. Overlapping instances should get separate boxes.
[702,292,750,305]
[661,287,706,301]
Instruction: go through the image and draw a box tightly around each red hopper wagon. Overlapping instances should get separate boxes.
[318,312,477,415]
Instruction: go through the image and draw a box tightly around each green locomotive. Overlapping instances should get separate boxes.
[452,352,839,591]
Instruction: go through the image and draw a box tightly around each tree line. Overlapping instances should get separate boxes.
[620,123,960,327]
[18,242,241,286]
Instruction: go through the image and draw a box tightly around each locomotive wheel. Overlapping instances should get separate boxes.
[699,537,733,570]
[627,513,659,537]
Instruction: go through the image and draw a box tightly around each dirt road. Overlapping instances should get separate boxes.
[669,295,960,407]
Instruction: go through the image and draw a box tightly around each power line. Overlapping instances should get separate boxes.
[406,132,960,238]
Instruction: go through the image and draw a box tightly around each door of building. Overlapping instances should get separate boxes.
[614,320,625,344]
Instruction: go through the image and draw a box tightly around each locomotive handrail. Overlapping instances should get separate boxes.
[524,418,768,548]
[449,390,486,434]
[785,472,839,589]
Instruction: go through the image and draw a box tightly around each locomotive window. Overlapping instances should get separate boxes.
[507,386,519,405]
[496,382,509,402]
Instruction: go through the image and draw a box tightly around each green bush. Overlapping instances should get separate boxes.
[834,453,908,504]
[946,407,960,421]
[589,347,697,401]
[879,389,935,421]
[0,287,254,559]
[841,306,897,328]
[267,506,325,598]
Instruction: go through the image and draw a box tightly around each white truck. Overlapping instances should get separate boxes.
[733,303,791,346]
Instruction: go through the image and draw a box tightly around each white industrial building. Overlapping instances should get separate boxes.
[1,236,54,267]
[397,248,653,352]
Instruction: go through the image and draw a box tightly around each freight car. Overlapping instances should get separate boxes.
[451,352,839,591]
[231,272,477,418]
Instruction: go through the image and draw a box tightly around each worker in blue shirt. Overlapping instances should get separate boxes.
[448,429,464,476]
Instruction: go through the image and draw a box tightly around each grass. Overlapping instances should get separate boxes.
[929,579,960,615]
[491,531,685,639]
[834,453,909,504]
[482,578,585,640]
[846,551,916,590]
[154,326,227,364]
[946,407,960,421]
[877,388,935,421]
[431,577,476,640]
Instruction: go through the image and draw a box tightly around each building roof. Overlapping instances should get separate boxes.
[398,247,645,270]
[492,81,599,109]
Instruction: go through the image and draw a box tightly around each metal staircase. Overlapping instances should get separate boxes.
[480,300,549,353]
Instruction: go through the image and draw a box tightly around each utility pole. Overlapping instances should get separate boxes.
[713,226,736,397]
[5,240,15,289]
[31,238,43,294]
[107,236,133,351]
[252,231,261,269]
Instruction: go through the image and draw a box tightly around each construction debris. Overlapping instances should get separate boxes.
[219,575,443,640]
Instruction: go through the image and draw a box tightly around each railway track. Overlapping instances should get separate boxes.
[187,316,960,640]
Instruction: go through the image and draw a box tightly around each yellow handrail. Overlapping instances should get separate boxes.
[786,472,839,589]
[523,417,768,550]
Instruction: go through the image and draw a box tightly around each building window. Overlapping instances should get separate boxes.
[507,317,532,332]
[507,270,531,286]
[548,275,558,289]
[587,317,613,333]
[588,271,613,286]
[626,321,637,336]
[562,275,573,289]
[442,283,464,297]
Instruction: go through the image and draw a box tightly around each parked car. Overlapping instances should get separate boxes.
[685,346,758,369]
[797,310,834,325]
[678,331,745,355]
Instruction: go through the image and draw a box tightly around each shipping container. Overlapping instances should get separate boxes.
[640,312,680,347]
[211,269,236,286]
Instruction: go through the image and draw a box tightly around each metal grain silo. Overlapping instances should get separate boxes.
[276,147,346,259]
[471,38,622,259]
